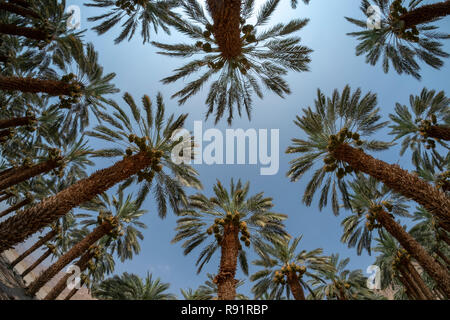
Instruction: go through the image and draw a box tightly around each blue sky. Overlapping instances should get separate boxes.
[18,0,450,298]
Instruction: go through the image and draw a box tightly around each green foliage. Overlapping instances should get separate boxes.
[346,0,450,79]
[92,272,176,300]
[152,0,311,124]
[172,179,288,274]
[286,85,391,215]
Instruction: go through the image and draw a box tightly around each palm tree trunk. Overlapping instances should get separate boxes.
[43,250,94,300]
[438,231,450,246]
[0,152,153,253]
[8,0,30,8]
[399,266,427,300]
[10,228,58,268]
[64,283,81,300]
[0,159,60,192]
[0,193,13,202]
[0,2,39,19]
[399,0,450,30]
[333,143,450,231]
[374,209,450,297]
[215,223,240,300]
[206,0,242,59]
[286,272,306,300]
[0,116,34,130]
[404,260,435,300]
[435,248,450,267]
[26,221,113,296]
[397,274,419,299]
[0,129,11,139]
[0,197,31,218]
[0,76,79,95]
[425,125,450,141]
[21,248,52,278]
[0,23,48,41]
[0,167,16,179]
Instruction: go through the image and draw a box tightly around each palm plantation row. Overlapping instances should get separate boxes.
[0,0,448,300]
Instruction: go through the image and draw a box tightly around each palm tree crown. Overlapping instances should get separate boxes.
[152,0,312,124]
[346,0,450,79]
[341,174,410,255]
[389,87,449,167]
[85,0,179,44]
[92,272,176,299]
[286,85,391,215]
[86,92,202,216]
[172,179,288,274]
[251,236,332,300]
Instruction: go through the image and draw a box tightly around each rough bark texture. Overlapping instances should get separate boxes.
[333,143,450,231]
[0,197,31,218]
[21,248,51,278]
[43,250,94,300]
[400,0,450,29]
[404,260,435,300]
[435,249,450,268]
[0,76,77,95]
[10,228,57,268]
[398,274,419,300]
[0,167,15,179]
[215,223,240,300]
[399,266,427,300]
[425,125,450,141]
[64,284,81,300]
[375,209,450,297]
[0,116,34,130]
[26,221,112,296]
[206,0,242,59]
[0,2,39,19]
[0,159,59,192]
[0,23,48,41]
[286,272,305,300]
[0,152,153,253]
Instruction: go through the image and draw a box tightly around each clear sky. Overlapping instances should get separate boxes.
[49,0,450,298]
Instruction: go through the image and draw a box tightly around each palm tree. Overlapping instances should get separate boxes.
[0,1,40,20]
[172,179,289,300]
[85,0,179,44]
[9,224,60,268]
[286,85,450,231]
[20,243,57,278]
[41,190,147,300]
[0,138,92,193]
[251,236,332,300]
[180,287,212,300]
[43,244,103,300]
[342,174,448,295]
[346,0,450,79]
[197,273,249,300]
[0,92,200,253]
[152,0,312,124]
[91,272,176,300]
[373,230,437,299]
[389,88,449,167]
[310,254,381,300]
